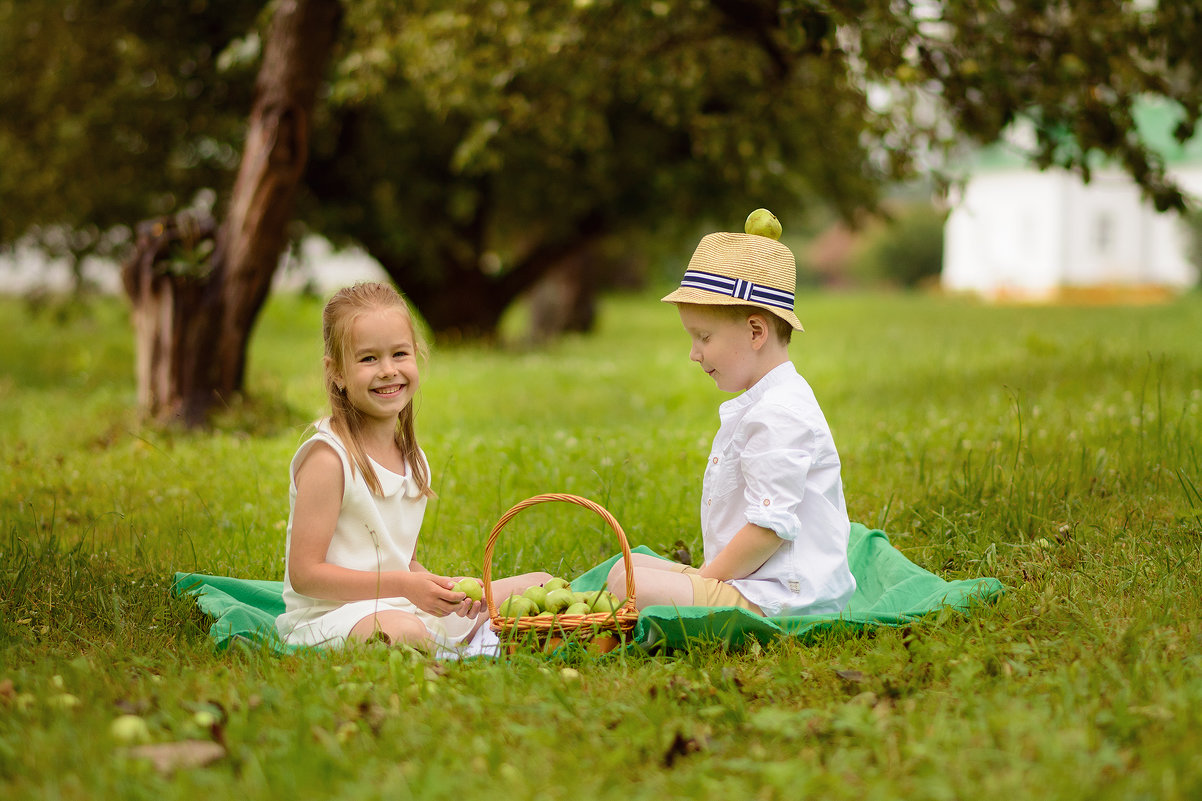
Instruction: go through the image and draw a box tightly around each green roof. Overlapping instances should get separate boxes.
[967,97,1202,172]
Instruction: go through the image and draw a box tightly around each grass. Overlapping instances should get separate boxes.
[2,287,1201,799]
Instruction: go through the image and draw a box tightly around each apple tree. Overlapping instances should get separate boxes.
[300,0,1202,337]
[3,0,1201,426]
[0,0,258,276]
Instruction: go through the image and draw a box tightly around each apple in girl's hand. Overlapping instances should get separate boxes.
[452,577,483,601]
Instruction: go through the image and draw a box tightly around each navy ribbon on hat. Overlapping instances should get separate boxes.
[678,270,795,310]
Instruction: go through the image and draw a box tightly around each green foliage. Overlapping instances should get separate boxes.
[2,290,1202,798]
[6,1,1202,335]
[848,204,947,288]
[301,0,894,332]
[0,0,259,245]
[328,0,884,212]
[864,0,1202,211]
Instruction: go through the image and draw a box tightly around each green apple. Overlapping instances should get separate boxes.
[744,208,782,240]
[522,585,549,612]
[590,591,622,614]
[544,588,574,613]
[499,595,537,618]
[564,602,592,615]
[517,596,539,617]
[192,709,219,728]
[543,576,571,593]
[452,577,484,601]
[49,693,80,709]
[110,714,152,744]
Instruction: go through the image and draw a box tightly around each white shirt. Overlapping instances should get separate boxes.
[701,361,856,616]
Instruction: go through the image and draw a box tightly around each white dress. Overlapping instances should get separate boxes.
[275,420,477,649]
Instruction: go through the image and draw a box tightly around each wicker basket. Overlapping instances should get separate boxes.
[482,493,639,653]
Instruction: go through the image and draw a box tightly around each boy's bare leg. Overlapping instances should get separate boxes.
[607,553,695,610]
[606,553,762,614]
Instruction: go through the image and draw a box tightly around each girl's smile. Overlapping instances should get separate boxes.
[339,308,421,425]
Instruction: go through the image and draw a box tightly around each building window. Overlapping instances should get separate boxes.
[1095,212,1113,254]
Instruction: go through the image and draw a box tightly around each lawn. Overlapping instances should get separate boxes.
[2,287,1200,800]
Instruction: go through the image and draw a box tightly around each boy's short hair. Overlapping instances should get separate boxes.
[708,303,794,345]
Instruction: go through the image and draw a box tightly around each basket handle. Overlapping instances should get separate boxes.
[481,493,637,617]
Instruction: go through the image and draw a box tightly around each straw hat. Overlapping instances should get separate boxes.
[661,230,804,331]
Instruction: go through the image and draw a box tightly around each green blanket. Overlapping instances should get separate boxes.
[171,523,1004,655]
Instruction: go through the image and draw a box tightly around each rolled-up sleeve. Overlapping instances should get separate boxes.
[738,407,816,542]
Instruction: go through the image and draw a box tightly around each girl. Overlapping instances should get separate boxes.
[276,282,549,651]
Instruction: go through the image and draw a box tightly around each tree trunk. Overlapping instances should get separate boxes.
[371,212,612,341]
[400,267,512,342]
[121,212,218,419]
[122,0,342,426]
[526,250,599,343]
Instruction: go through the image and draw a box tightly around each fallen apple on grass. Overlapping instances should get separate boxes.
[110,714,152,745]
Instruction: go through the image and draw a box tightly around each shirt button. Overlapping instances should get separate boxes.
[763,499,771,506]
[706,499,712,506]
[712,457,718,464]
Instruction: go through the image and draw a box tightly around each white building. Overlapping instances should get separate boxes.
[942,99,1202,301]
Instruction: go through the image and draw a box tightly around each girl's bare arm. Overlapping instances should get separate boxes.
[287,443,464,615]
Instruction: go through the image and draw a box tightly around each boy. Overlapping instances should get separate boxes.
[607,214,856,617]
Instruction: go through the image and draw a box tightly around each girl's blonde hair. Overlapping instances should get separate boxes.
[322,282,433,498]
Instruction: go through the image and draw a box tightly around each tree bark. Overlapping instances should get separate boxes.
[526,251,599,343]
[369,211,612,341]
[122,0,342,426]
[122,212,217,418]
